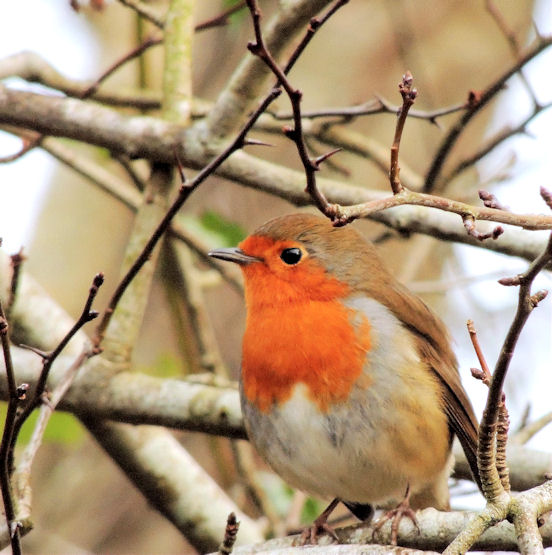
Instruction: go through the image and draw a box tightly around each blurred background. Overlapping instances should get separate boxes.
[0,1,551,553]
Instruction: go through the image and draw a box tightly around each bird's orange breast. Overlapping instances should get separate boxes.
[240,256,372,413]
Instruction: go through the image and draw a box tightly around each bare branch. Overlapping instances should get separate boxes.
[244,0,350,220]
[424,35,552,192]
[0,301,22,555]
[271,96,468,125]
[389,71,417,195]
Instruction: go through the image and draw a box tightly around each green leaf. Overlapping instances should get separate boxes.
[136,353,183,378]
[0,402,84,446]
[199,211,247,247]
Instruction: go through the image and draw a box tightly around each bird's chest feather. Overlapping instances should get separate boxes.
[241,299,372,412]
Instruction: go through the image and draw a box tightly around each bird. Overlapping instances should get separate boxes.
[209,213,480,544]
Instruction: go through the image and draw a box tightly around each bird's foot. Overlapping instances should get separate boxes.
[294,498,340,545]
[372,486,420,545]
[296,519,339,545]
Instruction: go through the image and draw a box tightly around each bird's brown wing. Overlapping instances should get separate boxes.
[381,284,482,491]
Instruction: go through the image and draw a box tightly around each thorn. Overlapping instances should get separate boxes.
[19,344,50,359]
[174,149,186,184]
[243,138,274,147]
[313,147,342,167]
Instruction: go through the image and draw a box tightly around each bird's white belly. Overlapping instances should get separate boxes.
[244,383,417,505]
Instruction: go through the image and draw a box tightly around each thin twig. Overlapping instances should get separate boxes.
[447,102,552,182]
[270,96,467,125]
[196,1,247,32]
[80,35,162,99]
[478,233,552,502]
[113,154,147,192]
[245,0,350,220]
[463,214,504,241]
[389,71,417,195]
[0,301,22,555]
[117,0,165,28]
[485,0,540,107]
[92,88,282,347]
[467,320,510,493]
[424,35,552,192]
[10,273,104,457]
[6,248,25,320]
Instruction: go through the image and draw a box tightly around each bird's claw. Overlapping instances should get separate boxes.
[372,498,419,545]
[296,519,339,546]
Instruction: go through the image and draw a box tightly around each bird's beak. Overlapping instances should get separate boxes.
[208,247,262,266]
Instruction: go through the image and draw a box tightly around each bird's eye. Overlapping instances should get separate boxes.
[280,247,302,265]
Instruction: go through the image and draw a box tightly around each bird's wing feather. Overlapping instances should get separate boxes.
[379,284,481,491]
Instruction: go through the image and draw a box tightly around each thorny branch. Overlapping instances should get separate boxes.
[93,0,351,346]
[0,301,22,555]
[423,34,552,192]
[91,89,282,347]
[245,0,350,220]
[10,273,104,462]
[0,2,248,163]
[444,235,552,555]
[270,96,468,125]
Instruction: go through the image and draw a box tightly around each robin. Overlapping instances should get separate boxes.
[209,213,480,543]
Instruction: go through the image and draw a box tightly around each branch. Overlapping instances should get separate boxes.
[389,71,417,195]
[444,234,552,554]
[329,186,552,230]
[244,0,350,219]
[0,301,22,555]
[224,508,552,553]
[11,273,103,444]
[204,0,336,138]
[423,35,552,192]
[270,96,468,125]
[81,420,264,553]
[446,102,552,183]
[1,86,552,260]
